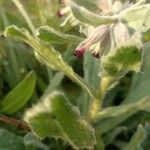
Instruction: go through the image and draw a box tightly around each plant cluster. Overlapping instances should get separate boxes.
[0,0,150,149]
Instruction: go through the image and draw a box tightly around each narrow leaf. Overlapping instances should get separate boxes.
[123,125,145,150]
[69,1,118,26]
[81,53,100,115]
[4,25,97,100]
[37,26,83,44]
[94,97,150,134]
[0,128,24,150]
[0,71,36,114]
[24,91,96,149]
[72,0,99,12]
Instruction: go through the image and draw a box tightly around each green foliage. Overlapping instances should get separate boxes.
[94,97,150,134]
[0,0,150,149]
[69,1,117,26]
[124,43,150,103]
[120,4,150,32]
[123,125,145,150]
[0,128,24,150]
[4,25,97,100]
[37,26,83,44]
[24,91,96,149]
[24,132,49,150]
[101,46,142,77]
[0,71,36,114]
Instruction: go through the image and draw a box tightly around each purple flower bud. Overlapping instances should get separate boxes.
[57,10,64,17]
[74,25,109,58]
[73,47,86,59]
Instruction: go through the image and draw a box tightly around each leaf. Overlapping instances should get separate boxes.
[81,53,100,115]
[123,125,145,150]
[69,1,118,26]
[0,128,24,150]
[4,25,97,100]
[103,126,128,145]
[94,97,150,134]
[101,46,142,77]
[37,26,83,44]
[24,132,48,150]
[72,0,99,13]
[24,91,96,149]
[120,4,150,32]
[47,72,64,91]
[124,42,150,104]
[0,71,36,114]
[143,29,150,42]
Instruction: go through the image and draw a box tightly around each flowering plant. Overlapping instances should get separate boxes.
[0,0,150,149]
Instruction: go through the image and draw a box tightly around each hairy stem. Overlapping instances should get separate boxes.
[89,77,115,121]
[0,114,30,131]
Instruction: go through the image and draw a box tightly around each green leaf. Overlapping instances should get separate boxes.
[47,72,64,91]
[94,97,150,134]
[103,126,128,145]
[124,42,150,104]
[24,132,48,150]
[69,1,118,26]
[81,53,100,115]
[0,128,24,150]
[37,26,83,44]
[4,25,97,100]
[101,46,142,77]
[0,71,36,114]
[120,4,150,32]
[24,91,96,149]
[123,125,145,150]
[72,0,99,13]
[143,29,150,42]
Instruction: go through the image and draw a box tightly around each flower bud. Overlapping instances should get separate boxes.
[57,6,70,17]
[73,47,86,59]
[74,25,109,58]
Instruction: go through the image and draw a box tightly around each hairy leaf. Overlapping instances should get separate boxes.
[69,1,118,26]
[4,25,97,100]
[37,26,83,44]
[123,125,145,150]
[120,4,150,32]
[101,46,142,77]
[24,91,96,149]
[124,42,150,103]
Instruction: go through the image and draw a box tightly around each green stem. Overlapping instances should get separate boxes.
[89,77,114,121]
